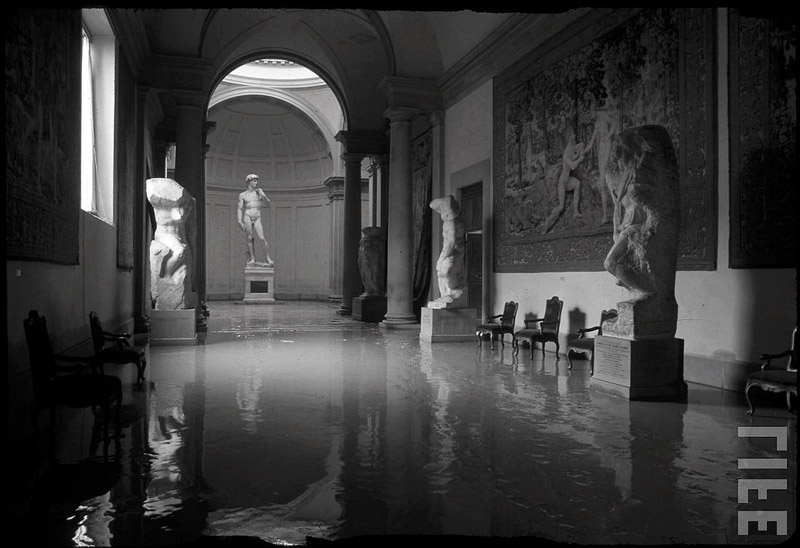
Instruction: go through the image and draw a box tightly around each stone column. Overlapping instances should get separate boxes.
[378,154,390,229]
[174,92,206,306]
[133,87,149,333]
[381,108,419,327]
[325,177,344,302]
[338,152,364,316]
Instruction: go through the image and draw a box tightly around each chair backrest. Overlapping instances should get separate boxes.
[501,301,519,329]
[89,311,105,354]
[598,309,618,336]
[541,296,563,335]
[23,310,56,404]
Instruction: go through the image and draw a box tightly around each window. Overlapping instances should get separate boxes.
[80,9,115,223]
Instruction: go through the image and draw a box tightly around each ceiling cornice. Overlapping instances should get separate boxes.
[438,9,597,108]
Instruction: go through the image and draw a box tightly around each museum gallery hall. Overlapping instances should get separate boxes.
[6,8,796,547]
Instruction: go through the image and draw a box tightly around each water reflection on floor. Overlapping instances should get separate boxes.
[18,301,796,546]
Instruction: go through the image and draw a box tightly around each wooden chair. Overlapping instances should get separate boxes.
[24,310,123,459]
[567,309,618,374]
[513,296,563,359]
[745,327,797,415]
[90,311,147,385]
[476,301,519,349]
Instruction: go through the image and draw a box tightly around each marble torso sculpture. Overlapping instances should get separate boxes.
[147,178,197,310]
[602,125,680,339]
[358,226,386,298]
[428,195,467,309]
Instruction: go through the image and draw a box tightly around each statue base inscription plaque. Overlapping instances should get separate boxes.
[150,309,197,346]
[239,264,276,304]
[420,307,477,343]
[353,296,387,323]
[590,335,687,401]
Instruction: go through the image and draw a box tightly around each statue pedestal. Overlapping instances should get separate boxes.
[150,309,197,346]
[353,296,387,322]
[590,336,687,400]
[420,307,477,343]
[241,264,276,304]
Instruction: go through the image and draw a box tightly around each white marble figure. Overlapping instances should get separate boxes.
[428,195,467,309]
[602,125,680,339]
[237,173,274,267]
[358,226,386,298]
[147,178,197,310]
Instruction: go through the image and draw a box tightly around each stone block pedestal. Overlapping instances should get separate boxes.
[420,307,477,343]
[150,309,197,346]
[590,335,687,400]
[241,265,276,304]
[353,296,387,322]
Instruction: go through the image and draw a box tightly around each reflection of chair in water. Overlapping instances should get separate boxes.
[24,310,123,460]
[476,301,519,350]
[514,296,563,359]
[745,327,797,415]
[567,309,618,374]
[90,311,147,385]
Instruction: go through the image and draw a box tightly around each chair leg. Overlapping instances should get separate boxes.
[567,350,574,369]
[500,334,505,347]
[554,341,560,360]
[589,352,594,375]
[745,383,755,415]
[490,334,495,350]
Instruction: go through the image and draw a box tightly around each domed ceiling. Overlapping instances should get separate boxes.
[206,96,333,191]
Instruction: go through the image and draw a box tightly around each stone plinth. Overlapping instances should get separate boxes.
[353,296,387,322]
[241,265,276,304]
[150,309,197,346]
[590,335,687,400]
[420,307,477,343]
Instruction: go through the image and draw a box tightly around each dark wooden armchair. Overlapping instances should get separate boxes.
[513,296,563,359]
[567,309,618,374]
[745,327,797,415]
[90,311,147,385]
[476,301,519,349]
[24,310,122,459]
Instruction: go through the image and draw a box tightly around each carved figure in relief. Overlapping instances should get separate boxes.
[237,174,274,267]
[588,100,621,226]
[428,195,467,309]
[602,124,680,339]
[542,126,594,234]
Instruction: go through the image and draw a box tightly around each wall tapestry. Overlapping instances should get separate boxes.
[412,129,432,318]
[116,54,136,270]
[493,8,716,272]
[729,10,796,268]
[5,10,81,264]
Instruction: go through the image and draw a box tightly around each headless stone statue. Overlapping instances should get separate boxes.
[428,195,467,309]
[147,178,197,311]
[358,226,386,298]
[602,125,680,339]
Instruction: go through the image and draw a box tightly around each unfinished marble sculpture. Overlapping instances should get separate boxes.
[358,226,386,298]
[602,125,679,339]
[147,178,197,310]
[428,195,467,309]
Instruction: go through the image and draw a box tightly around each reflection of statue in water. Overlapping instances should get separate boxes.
[358,227,386,298]
[237,174,273,267]
[147,178,197,310]
[602,125,680,339]
[542,127,594,234]
[428,195,467,309]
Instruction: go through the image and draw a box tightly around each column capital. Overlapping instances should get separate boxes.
[173,90,207,110]
[335,130,389,156]
[383,107,418,123]
[341,152,364,165]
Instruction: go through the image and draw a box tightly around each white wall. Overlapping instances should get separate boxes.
[442,14,796,390]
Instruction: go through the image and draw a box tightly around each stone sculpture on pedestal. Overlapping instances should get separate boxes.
[358,226,386,298]
[428,195,467,309]
[591,125,686,400]
[146,177,198,345]
[420,195,475,342]
[147,178,197,311]
[602,125,680,340]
